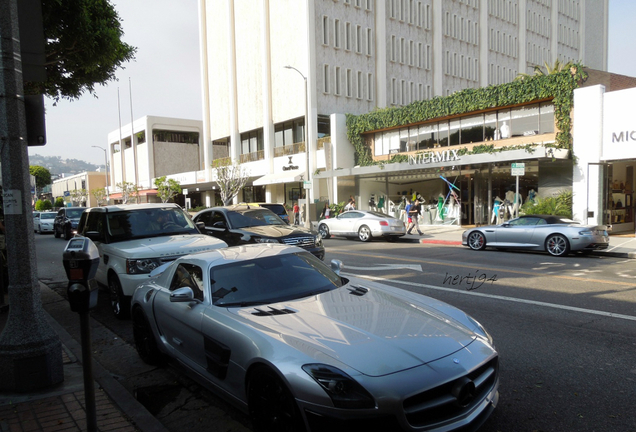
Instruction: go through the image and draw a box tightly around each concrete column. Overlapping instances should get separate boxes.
[0,0,63,392]
[261,0,274,174]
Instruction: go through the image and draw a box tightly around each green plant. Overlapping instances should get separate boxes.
[35,199,53,211]
[521,190,572,218]
[346,64,587,166]
[330,202,346,217]
[54,197,65,208]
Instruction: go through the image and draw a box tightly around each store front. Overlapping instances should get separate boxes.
[573,85,636,235]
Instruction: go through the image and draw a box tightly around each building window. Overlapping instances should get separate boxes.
[367,73,373,100]
[356,25,362,53]
[391,78,397,104]
[366,28,372,55]
[346,69,352,97]
[323,64,330,93]
[152,130,200,144]
[391,35,396,61]
[345,22,351,50]
[322,16,329,45]
[335,67,341,95]
[334,19,341,48]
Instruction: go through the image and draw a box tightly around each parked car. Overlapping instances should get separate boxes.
[32,211,41,232]
[76,203,227,318]
[131,243,499,432]
[35,211,56,234]
[54,207,88,240]
[318,210,406,242]
[248,202,290,224]
[193,204,324,260]
[462,214,610,257]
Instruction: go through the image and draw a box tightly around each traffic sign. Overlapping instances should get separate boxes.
[303,181,312,189]
[511,163,525,176]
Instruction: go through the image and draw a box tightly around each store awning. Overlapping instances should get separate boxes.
[253,169,306,186]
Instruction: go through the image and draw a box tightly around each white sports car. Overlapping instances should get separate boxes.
[318,210,406,242]
[131,243,499,432]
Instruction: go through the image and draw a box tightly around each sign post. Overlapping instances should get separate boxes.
[511,163,525,218]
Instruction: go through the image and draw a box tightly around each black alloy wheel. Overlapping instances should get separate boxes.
[54,225,60,238]
[109,275,130,319]
[247,367,305,432]
[132,308,163,365]
[64,225,73,240]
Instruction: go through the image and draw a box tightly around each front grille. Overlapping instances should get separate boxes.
[281,236,315,249]
[403,357,498,428]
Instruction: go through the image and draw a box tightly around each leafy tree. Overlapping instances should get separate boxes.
[69,189,87,206]
[521,190,573,218]
[212,159,250,206]
[515,60,573,81]
[35,199,53,211]
[25,0,137,102]
[29,166,52,189]
[54,197,65,208]
[154,176,182,203]
[116,181,136,204]
[91,188,107,206]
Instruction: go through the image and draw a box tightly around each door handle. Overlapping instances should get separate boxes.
[172,337,183,346]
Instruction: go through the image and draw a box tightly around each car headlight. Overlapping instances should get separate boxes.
[126,258,163,274]
[302,364,375,409]
[253,237,279,244]
[315,234,323,247]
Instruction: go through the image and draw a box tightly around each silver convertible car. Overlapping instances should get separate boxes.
[462,215,610,257]
[318,210,406,242]
[132,244,499,432]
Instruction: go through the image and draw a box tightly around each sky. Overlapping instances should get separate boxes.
[28,0,636,167]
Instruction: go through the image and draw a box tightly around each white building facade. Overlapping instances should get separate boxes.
[196,0,607,217]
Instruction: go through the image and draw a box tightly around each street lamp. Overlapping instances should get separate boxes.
[284,65,311,229]
[92,145,109,205]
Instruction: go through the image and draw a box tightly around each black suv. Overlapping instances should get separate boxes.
[193,204,324,260]
[54,207,87,240]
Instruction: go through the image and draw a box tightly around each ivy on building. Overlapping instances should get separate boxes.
[345,64,587,166]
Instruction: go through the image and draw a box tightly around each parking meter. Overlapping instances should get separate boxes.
[63,237,100,312]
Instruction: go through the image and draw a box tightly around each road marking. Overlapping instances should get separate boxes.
[343,264,423,272]
[343,272,636,322]
[330,250,634,287]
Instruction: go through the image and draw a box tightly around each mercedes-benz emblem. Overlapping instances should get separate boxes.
[451,377,476,407]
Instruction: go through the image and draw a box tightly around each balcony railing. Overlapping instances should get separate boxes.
[317,136,330,150]
[274,142,306,157]
[239,150,265,163]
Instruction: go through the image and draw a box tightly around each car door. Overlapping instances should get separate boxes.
[197,211,234,245]
[337,211,364,235]
[494,217,541,246]
[153,262,207,368]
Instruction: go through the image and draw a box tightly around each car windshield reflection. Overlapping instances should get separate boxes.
[227,209,286,228]
[107,208,197,242]
[212,252,342,307]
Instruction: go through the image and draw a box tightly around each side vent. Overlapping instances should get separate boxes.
[347,285,369,296]
[252,306,297,316]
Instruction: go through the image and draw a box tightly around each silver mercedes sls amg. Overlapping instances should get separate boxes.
[462,215,609,257]
[131,244,499,432]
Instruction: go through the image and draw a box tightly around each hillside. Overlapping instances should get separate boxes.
[28,154,102,176]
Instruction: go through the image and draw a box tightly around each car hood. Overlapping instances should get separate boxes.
[233,283,478,376]
[237,225,315,238]
[104,235,227,258]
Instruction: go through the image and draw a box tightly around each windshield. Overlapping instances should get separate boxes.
[227,208,286,228]
[40,213,56,220]
[211,251,343,307]
[66,208,86,218]
[106,207,198,241]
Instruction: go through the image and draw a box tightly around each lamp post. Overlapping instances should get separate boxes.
[92,146,109,205]
[284,65,311,229]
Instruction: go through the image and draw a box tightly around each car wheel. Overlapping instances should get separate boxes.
[132,307,163,365]
[248,367,305,432]
[37,224,41,234]
[546,234,570,257]
[54,226,60,238]
[64,225,72,240]
[109,275,130,319]
[318,223,331,239]
[358,225,372,242]
[467,231,487,250]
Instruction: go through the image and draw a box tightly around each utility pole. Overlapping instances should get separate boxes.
[0,0,63,391]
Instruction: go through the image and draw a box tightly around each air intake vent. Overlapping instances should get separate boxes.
[347,285,369,296]
[252,306,296,316]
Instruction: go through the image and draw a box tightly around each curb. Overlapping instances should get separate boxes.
[419,239,462,245]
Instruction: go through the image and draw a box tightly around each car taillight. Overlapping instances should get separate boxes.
[379,221,389,226]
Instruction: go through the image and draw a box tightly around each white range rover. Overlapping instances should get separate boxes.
[76,203,227,319]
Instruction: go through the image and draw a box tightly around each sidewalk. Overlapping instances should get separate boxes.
[404,225,636,259]
[0,286,168,432]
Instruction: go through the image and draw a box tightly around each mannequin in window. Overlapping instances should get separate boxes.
[368,194,377,212]
[436,195,445,221]
[527,189,536,203]
[505,189,521,219]
[500,121,510,139]
[492,196,503,224]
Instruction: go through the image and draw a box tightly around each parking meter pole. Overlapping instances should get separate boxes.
[79,310,97,432]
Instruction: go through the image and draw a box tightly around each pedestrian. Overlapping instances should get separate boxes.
[320,203,331,219]
[349,196,356,210]
[403,198,412,227]
[344,199,355,211]
[293,202,300,225]
[407,199,423,235]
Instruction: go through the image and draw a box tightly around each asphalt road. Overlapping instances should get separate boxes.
[35,233,636,432]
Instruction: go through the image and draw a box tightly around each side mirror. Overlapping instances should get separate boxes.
[170,287,195,303]
[85,231,104,242]
[212,221,227,229]
[330,259,343,276]
[195,221,205,232]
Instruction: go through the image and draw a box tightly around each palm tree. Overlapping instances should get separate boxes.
[515,59,575,81]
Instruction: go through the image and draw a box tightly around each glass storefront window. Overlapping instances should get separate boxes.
[510,104,539,137]
[497,109,511,139]
[438,121,449,147]
[484,112,497,140]
[399,128,409,153]
[449,119,460,146]
[418,123,437,149]
[539,103,554,134]
[374,132,384,156]
[387,130,400,153]
[461,114,484,144]
[408,127,418,152]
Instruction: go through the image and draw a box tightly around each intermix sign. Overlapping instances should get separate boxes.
[602,87,636,160]
[408,149,460,165]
